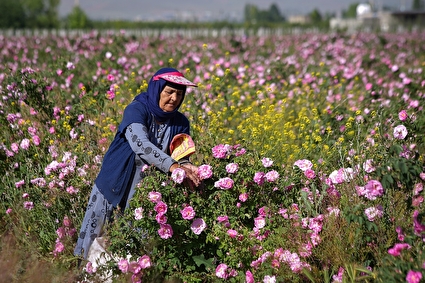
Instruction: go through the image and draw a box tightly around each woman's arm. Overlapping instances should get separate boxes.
[125,122,201,186]
[125,122,175,173]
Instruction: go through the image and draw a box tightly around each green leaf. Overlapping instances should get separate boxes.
[389,144,403,155]
[381,174,394,189]
[302,268,316,282]
[399,161,408,174]
[192,254,214,269]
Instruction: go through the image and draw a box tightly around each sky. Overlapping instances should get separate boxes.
[59,0,414,21]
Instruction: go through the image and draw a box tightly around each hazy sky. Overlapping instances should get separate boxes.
[59,0,413,21]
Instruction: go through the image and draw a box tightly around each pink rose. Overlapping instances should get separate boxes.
[227,229,238,238]
[304,169,316,179]
[217,215,229,223]
[254,216,266,229]
[225,163,239,174]
[388,243,411,256]
[155,213,167,224]
[261,157,273,167]
[138,255,151,269]
[294,159,313,171]
[253,172,265,185]
[23,201,34,210]
[215,263,228,279]
[265,170,279,182]
[118,259,129,273]
[148,191,162,203]
[191,218,207,235]
[171,167,186,184]
[406,270,422,283]
[398,110,408,121]
[134,207,144,220]
[239,193,248,202]
[245,270,254,283]
[212,144,231,159]
[154,201,168,215]
[20,138,30,150]
[198,164,213,179]
[393,125,408,140]
[214,177,234,189]
[158,223,173,239]
[180,206,196,220]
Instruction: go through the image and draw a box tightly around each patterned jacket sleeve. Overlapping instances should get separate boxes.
[125,122,176,173]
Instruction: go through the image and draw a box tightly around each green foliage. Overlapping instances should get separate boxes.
[243,3,285,24]
[342,3,360,19]
[376,228,425,283]
[0,0,60,29]
[309,9,323,24]
[0,0,26,28]
[21,0,60,28]
[66,6,93,29]
[106,147,304,282]
[412,0,425,10]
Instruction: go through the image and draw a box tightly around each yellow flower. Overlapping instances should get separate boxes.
[346,130,355,137]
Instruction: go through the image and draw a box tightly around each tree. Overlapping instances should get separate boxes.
[412,0,424,10]
[243,3,285,24]
[244,4,259,24]
[20,0,60,28]
[0,0,26,28]
[268,3,285,22]
[342,2,360,18]
[309,8,323,23]
[67,6,92,29]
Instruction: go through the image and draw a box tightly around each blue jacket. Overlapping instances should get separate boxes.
[95,100,190,207]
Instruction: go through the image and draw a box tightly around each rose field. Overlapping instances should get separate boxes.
[1,30,425,283]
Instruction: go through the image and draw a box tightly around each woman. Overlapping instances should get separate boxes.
[74,67,200,259]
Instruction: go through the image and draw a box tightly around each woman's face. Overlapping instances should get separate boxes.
[159,85,184,112]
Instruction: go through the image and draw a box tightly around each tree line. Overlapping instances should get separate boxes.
[1,1,423,30]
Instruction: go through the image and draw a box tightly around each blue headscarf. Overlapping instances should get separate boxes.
[134,67,187,123]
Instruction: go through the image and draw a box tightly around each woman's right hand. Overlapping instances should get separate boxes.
[181,163,200,187]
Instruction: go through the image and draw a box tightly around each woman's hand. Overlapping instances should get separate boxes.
[170,163,201,187]
[181,163,200,187]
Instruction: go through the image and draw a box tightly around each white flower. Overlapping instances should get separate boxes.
[393,125,408,140]
[134,207,144,220]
